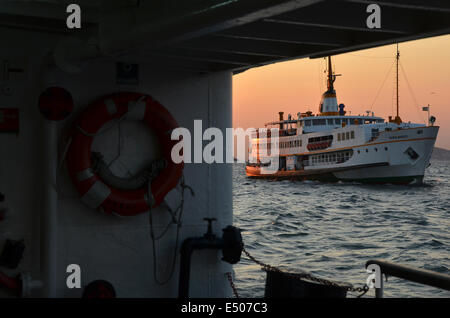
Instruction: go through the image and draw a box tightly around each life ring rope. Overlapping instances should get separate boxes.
[91,152,166,191]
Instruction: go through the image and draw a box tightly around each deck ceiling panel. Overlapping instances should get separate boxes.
[118,0,450,72]
[0,0,449,73]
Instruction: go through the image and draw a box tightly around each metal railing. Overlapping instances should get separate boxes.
[366,259,450,298]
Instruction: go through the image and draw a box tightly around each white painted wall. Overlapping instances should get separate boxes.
[0,28,233,297]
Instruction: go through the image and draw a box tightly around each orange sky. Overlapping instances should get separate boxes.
[233,34,450,149]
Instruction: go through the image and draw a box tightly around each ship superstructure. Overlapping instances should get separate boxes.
[246,51,439,184]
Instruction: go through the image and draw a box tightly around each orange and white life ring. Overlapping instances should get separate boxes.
[66,92,183,216]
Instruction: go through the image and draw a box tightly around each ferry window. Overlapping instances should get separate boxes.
[337,133,341,141]
[405,147,419,160]
[335,119,341,125]
[349,118,355,125]
[417,130,423,135]
[346,132,350,140]
[305,120,312,126]
[327,119,334,125]
[351,131,355,139]
[313,119,326,126]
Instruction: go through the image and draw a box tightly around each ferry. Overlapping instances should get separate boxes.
[246,50,439,184]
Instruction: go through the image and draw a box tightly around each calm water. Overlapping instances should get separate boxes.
[232,160,450,298]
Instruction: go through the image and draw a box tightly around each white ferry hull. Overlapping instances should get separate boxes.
[246,126,439,185]
[334,143,433,184]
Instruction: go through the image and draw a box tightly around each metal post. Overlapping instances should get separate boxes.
[40,119,58,297]
[375,273,384,298]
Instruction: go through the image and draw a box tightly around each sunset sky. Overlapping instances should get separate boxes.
[233,34,450,149]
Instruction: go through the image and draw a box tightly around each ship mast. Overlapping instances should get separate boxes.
[390,44,402,124]
[327,56,332,91]
[396,44,399,119]
[318,56,340,115]
[327,56,335,92]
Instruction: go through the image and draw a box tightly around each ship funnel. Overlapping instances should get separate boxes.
[278,112,284,130]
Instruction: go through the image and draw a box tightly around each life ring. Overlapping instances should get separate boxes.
[66,92,183,216]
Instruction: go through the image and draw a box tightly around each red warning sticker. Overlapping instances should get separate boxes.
[0,108,19,133]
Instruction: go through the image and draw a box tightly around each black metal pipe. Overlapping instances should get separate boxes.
[366,259,450,291]
[178,237,224,299]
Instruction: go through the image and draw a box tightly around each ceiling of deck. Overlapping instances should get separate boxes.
[1,0,449,73]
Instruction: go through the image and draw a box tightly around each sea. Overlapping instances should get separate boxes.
[232,160,450,298]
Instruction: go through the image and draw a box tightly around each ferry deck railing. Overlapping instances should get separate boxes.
[366,259,450,298]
